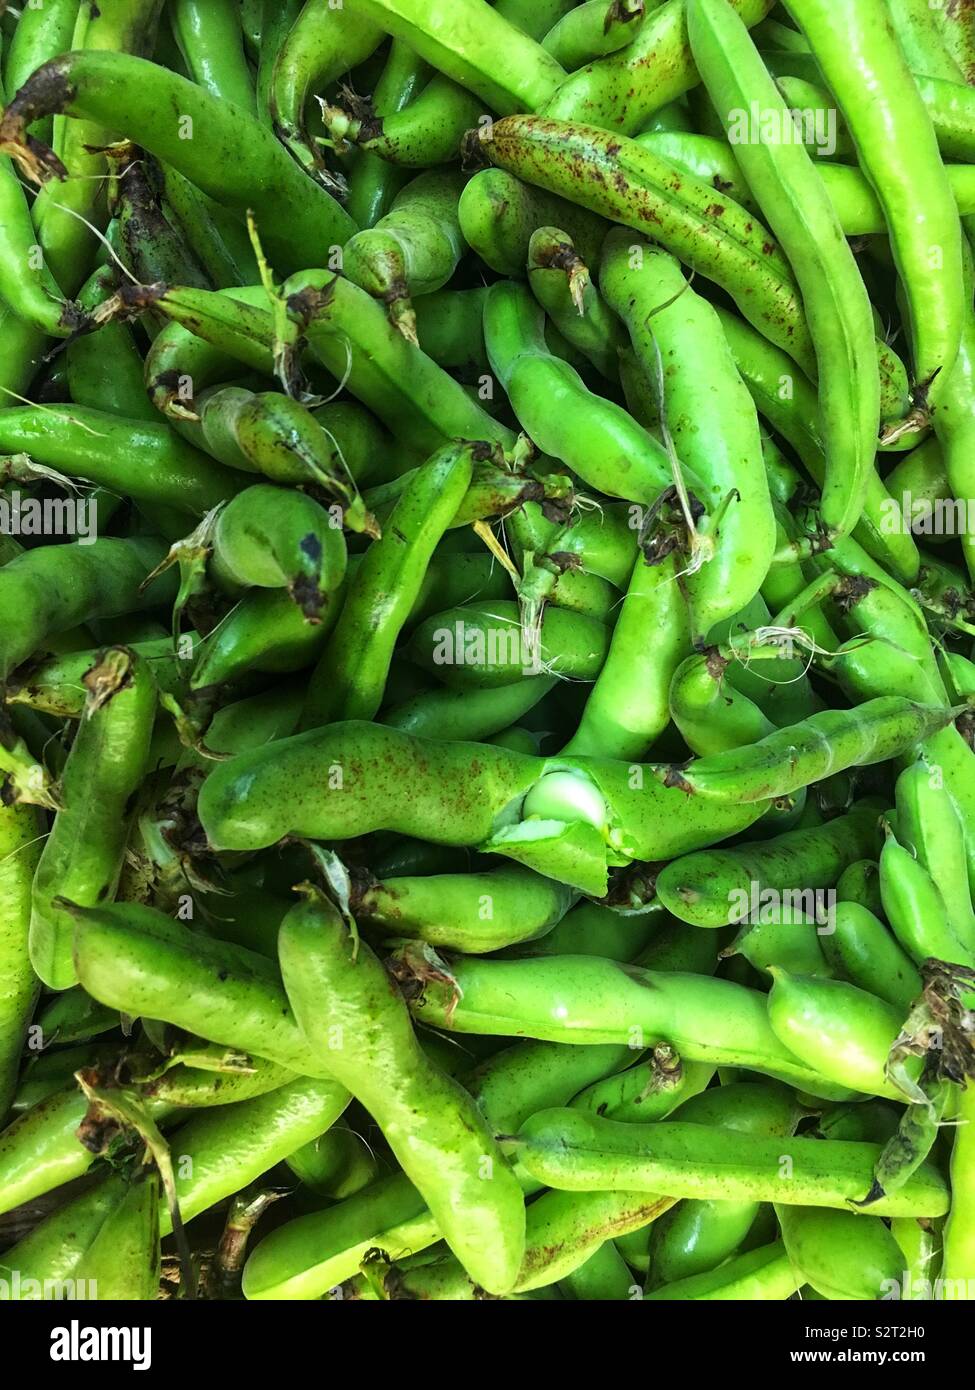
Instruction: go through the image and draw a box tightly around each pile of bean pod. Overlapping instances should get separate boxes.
[1,0,975,1306]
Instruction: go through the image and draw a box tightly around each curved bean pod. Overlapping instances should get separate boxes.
[0,802,42,1120]
[301,441,475,726]
[542,0,775,132]
[279,890,527,1294]
[784,0,965,406]
[510,1108,947,1214]
[476,114,815,372]
[398,952,857,1097]
[0,49,356,275]
[30,648,156,991]
[688,0,879,537]
[269,0,383,180]
[342,170,467,341]
[656,801,881,929]
[349,0,567,115]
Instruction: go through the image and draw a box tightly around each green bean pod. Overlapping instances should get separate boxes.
[496,0,581,41]
[399,952,857,1097]
[521,501,640,591]
[879,831,975,969]
[160,1075,350,1234]
[106,141,211,290]
[342,170,467,341]
[688,0,879,537]
[785,0,965,405]
[0,536,176,682]
[835,859,884,918]
[208,483,347,623]
[476,114,814,373]
[301,441,475,726]
[0,1171,131,1294]
[776,1205,905,1300]
[510,1108,947,1214]
[3,0,79,133]
[407,599,611,689]
[658,698,953,804]
[0,64,77,336]
[66,265,157,422]
[269,0,382,180]
[549,1081,792,1289]
[0,304,49,405]
[159,164,260,288]
[646,1079,798,1287]
[891,1216,943,1302]
[0,406,241,518]
[278,890,527,1295]
[28,0,167,296]
[0,49,356,276]
[600,227,776,633]
[932,237,975,585]
[33,987,119,1047]
[884,437,957,546]
[570,1053,715,1124]
[503,901,658,964]
[562,552,691,760]
[543,0,656,70]
[636,128,753,210]
[655,802,881,929]
[0,802,42,1120]
[255,0,302,118]
[941,1083,975,1293]
[286,1127,378,1200]
[350,0,567,115]
[66,1171,160,1300]
[542,0,775,132]
[767,969,920,1101]
[821,902,922,1014]
[668,647,776,757]
[170,0,255,111]
[484,281,675,501]
[283,269,513,456]
[468,1040,635,1138]
[715,305,920,584]
[345,41,429,229]
[518,1188,676,1291]
[559,1241,634,1300]
[895,758,975,954]
[458,167,609,277]
[725,904,830,977]
[381,674,555,744]
[0,1088,88,1216]
[639,125,975,232]
[186,591,334,712]
[70,899,337,1078]
[143,287,277,414]
[637,918,723,976]
[142,1055,294,1110]
[413,286,489,377]
[762,43,975,163]
[643,1238,801,1299]
[243,1171,440,1300]
[29,648,156,991]
[194,388,392,525]
[324,72,483,169]
[527,226,627,381]
[355,864,575,954]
